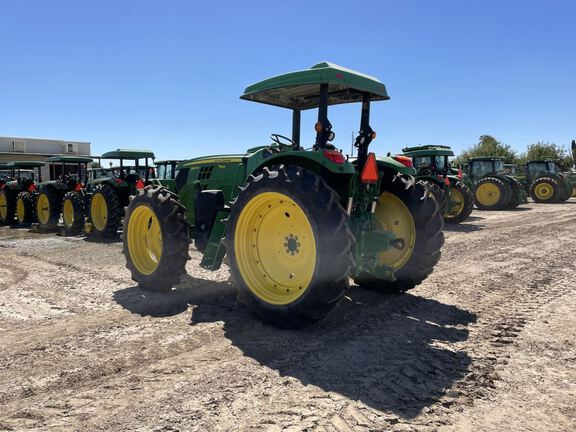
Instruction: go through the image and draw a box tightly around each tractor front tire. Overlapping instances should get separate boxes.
[16,192,35,225]
[530,177,560,203]
[123,186,190,291]
[89,185,122,237]
[0,189,16,225]
[444,181,474,224]
[354,181,444,294]
[36,188,62,229]
[474,177,511,210]
[224,166,354,328]
[62,191,85,235]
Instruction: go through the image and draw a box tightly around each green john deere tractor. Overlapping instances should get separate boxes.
[151,160,180,192]
[15,156,93,228]
[122,62,444,328]
[0,161,44,225]
[468,157,527,210]
[520,160,575,203]
[402,145,474,223]
[63,149,155,237]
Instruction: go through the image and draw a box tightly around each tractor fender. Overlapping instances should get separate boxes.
[375,156,416,176]
[249,151,356,199]
[249,151,355,177]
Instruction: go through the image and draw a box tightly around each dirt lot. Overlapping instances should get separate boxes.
[0,201,575,432]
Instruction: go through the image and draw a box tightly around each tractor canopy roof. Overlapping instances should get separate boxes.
[240,62,389,110]
[6,161,45,168]
[402,145,454,157]
[100,149,155,159]
[46,155,94,163]
[469,156,505,162]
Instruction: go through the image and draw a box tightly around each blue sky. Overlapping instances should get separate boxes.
[1,0,575,160]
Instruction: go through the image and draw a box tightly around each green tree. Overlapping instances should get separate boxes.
[453,135,517,165]
[517,141,573,170]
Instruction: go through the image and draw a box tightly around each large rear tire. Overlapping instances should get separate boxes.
[474,177,511,210]
[444,181,474,223]
[224,166,354,328]
[426,181,447,215]
[36,188,61,229]
[530,177,560,203]
[89,185,122,237]
[16,192,35,224]
[353,181,444,293]
[0,188,16,225]
[124,186,190,291]
[62,191,85,235]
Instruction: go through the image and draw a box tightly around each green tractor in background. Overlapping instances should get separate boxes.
[15,156,93,228]
[0,161,44,225]
[521,160,575,203]
[402,145,474,223]
[122,62,444,328]
[62,149,155,237]
[151,160,180,192]
[467,157,527,210]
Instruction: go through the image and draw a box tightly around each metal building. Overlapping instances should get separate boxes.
[0,136,93,179]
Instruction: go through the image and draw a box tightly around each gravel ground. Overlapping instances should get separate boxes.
[0,200,575,431]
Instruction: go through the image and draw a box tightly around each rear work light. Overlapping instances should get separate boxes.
[393,155,413,168]
[323,150,346,164]
[361,153,379,184]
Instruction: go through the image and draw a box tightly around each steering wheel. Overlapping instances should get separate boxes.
[270,134,297,149]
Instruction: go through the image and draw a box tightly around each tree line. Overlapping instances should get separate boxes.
[452,135,575,170]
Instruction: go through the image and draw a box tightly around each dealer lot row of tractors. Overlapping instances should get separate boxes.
[1,63,575,328]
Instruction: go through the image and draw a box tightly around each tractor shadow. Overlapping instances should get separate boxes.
[221,289,476,418]
[443,222,484,233]
[113,277,477,418]
[83,235,122,244]
[113,274,235,318]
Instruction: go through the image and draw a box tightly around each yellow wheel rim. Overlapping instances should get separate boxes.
[373,192,416,270]
[127,205,163,275]
[476,182,500,206]
[534,183,554,200]
[37,193,51,225]
[445,188,465,218]
[0,192,7,220]
[534,183,554,201]
[234,192,316,306]
[91,193,108,231]
[16,197,25,223]
[63,199,75,228]
[571,186,576,197]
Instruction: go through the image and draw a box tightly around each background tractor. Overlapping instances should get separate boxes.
[520,160,574,203]
[16,156,93,228]
[151,160,180,192]
[122,62,444,328]
[467,157,527,210]
[64,149,155,237]
[402,145,474,224]
[0,161,44,225]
